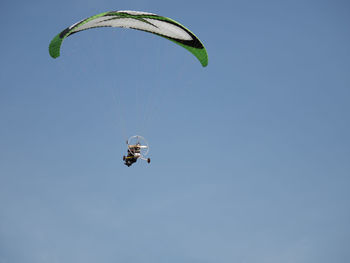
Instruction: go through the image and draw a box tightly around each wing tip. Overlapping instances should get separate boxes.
[201,60,208,67]
[49,49,60,59]
[48,34,63,59]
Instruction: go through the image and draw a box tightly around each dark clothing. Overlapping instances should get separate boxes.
[124,145,141,167]
[125,157,137,167]
[124,150,137,167]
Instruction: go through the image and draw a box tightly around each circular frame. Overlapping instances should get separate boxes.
[127,135,149,157]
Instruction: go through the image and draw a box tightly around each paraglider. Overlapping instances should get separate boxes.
[49,10,208,167]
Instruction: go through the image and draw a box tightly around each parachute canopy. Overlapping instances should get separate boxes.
[49,10,208,67]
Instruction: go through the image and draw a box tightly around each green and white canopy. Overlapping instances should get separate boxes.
[49,10,208,67]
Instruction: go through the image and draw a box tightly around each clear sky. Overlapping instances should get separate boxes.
[1,0,350,262]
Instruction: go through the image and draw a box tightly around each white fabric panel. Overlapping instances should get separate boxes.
[71,16,192,41]
[118,10,156,16]
[144,19,192,40]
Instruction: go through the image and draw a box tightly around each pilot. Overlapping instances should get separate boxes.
[124,150,137,166]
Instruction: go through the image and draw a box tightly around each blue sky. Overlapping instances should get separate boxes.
[1,0,350,262]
